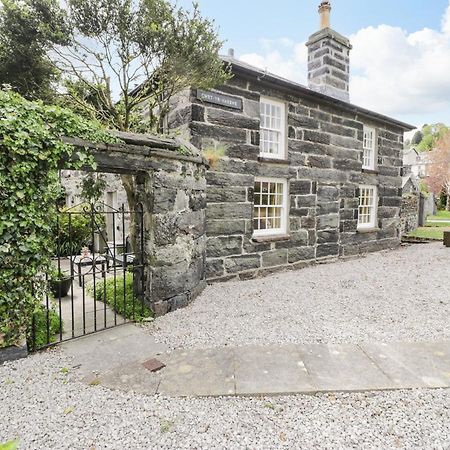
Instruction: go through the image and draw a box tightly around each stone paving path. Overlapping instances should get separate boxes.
[62,326,450,397]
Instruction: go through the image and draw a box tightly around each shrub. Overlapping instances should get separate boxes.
[27,305,62,350]
[203,144,227,169]
[89,273,152,322]
[0,89,117,347]
[54,209,92,257]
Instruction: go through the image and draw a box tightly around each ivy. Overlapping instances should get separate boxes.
[0,89,116,347]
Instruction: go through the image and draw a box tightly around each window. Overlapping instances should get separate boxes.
[260,98,286,159]
[363,126,376,170]
[358,185,378,230]
[253,178,288,237]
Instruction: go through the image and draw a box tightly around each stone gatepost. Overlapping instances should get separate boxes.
[67,133,208,318]
[142,150,208,316]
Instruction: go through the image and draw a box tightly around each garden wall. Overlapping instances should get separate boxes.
[400,194,419,235]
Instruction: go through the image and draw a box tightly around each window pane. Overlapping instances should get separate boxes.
[260,100,284,158]
[253,179,286,234]
[358,186,377,228]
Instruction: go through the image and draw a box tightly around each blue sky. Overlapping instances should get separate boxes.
[178,0,450,132]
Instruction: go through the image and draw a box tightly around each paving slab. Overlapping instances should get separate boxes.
[360,341,450,389]
[99,362,161,396]
[62,324,168,383]
[63,334,450,397]
[299,343,396,392]
[234,345,315,395]
[157,347,235,397]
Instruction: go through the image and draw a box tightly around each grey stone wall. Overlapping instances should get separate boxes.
[68,135,208,316]
[400,194,419,235]
[168,74,404,282]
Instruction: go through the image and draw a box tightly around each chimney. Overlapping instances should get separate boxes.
[319,1,331,29]
[306,1,352,102]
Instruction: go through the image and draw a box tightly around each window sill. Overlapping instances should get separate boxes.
[258,156,289,165]
[252,234,290,243]
[357,227,380,234]
[362,168,379,174]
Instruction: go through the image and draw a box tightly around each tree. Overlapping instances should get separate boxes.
[55,0,230,132]
[411,130,423,146]
[0,0,69,101]
[426,131,450,211]
[416,123,449,152]
[52,0,230,250]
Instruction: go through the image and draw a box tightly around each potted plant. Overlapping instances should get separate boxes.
[49,269,72,298]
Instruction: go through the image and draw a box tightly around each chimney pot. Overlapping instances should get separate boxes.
[228,48,235,58]
[319,1,331,29]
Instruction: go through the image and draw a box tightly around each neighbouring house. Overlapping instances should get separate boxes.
[403,146,428,179]
[164,1,415,281]
[402,173,419,195]
[401,147,437,233]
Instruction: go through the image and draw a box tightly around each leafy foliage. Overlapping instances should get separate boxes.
[411,130,423,146]
[0,0,70,101]
[0,440,19,450]
[89,273,152,322]
[28,304,61,350]
[54,203,107,257]
[77,173,107,204]
[416,123,449,152]
[55,0,231,132]
[0,89,115,347]
[54,208,92,257]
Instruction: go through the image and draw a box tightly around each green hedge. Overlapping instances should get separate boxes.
[89,273,152,322]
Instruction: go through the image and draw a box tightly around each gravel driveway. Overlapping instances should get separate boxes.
[2,350,450,450]
[2,243,450,449]
[150,242,450,349]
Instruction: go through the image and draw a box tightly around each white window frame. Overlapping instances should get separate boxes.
[253,177,288,237]
[259,97,287,160]
[362,126,377,170]
[357,185,378,230]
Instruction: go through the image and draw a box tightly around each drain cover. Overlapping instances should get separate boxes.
[142,358,166,373]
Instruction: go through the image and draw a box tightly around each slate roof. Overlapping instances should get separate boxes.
[221,55,416,132]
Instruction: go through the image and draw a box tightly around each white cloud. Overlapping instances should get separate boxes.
[237,1,450,122]
[240,39,308,85]
[443,1,450,36]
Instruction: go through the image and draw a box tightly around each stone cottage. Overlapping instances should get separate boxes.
[164,1,415,282]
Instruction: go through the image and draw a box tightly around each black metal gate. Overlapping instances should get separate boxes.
[29,203,149,351]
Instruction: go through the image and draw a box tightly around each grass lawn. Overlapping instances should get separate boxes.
[408,227,447,240]
[424,222,450,228]
[427,210,450,221]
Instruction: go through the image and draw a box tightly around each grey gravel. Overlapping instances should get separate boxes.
[2,243,450,449]
[2,349,450,450]
[149,243,450,349]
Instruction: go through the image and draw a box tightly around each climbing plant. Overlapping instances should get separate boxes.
[0,89,116,348]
